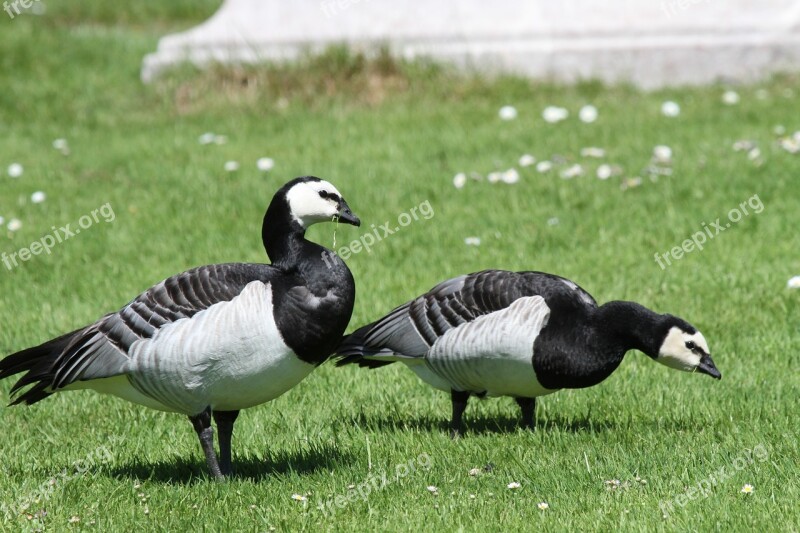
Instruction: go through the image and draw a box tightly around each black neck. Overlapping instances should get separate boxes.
[261,198,308,269]
[534,300,669,390]
[593,300,665,358]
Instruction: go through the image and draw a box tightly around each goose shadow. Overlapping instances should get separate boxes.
[344,410,704,436]
[343,411,617,436]
[108,443,356,484]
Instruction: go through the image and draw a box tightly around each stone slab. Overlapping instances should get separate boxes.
[142,0,800,88]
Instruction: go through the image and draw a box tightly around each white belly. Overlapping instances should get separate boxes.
[422,296,559,398]
[121,281,314,415]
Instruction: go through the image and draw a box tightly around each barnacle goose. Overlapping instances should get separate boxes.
[0,176,360,478]
[337,270,720,436]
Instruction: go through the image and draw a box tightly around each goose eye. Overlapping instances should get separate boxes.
[318,190,329,199]
[685,341,696,350]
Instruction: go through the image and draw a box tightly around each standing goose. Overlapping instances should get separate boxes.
[0,176,360,478]
[337,270,721,436]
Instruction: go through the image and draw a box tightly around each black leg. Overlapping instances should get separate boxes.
[450,390,470,438]
[213,410,240,477]
[515,397,536,430]
[189,407,224,479]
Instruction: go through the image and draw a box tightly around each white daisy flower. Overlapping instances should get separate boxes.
[542,106,569,123]
[537,502,549,510]
[580,147,605,158]
[468,468,481,476]
[596,164,613,180]
[453,172,467,189]
[579,105,598,123]
[7,218,22,232]
[224,161,240,172]
[661,101,681,117]
[426,485,439,493]
[560,164,583,179]
[722,90,740,105]
[501,168,520,184]
[31,191,46,204]
[464,237,481,246]
[256,157,275,171]
[732,140,756,152]
[653,145,673,163]
[487,171,503,184]
[68,516,80,524]
[52,138,69,154]
[621,177,643,190]
[198,132,216,145]
[787,276,800,289]
[498,105,518,121]
[7,163,23,178]
[507,482,521,490]
[519,154,536,167]
[291,494,307,502]
[547,217,559,226]
[536,161,552,173]
[779,137,800,153]
[214,135,228,145]
[740,484,754,494]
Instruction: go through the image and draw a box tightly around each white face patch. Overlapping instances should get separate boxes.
[284,180,344,228]
[656,326,709,372]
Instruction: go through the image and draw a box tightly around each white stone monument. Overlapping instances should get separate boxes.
[142,0,800,88]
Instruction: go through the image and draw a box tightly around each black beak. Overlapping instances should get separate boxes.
[696,353,721,380]
[335,199,360,227]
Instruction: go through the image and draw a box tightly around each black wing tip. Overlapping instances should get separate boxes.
[334,352,396,369]
[334,354,361,367]
[8,384,52,406]
[0,328,84,406]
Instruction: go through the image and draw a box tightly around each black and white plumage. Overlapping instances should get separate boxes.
[337,270,721,436]
[0,176,360,478]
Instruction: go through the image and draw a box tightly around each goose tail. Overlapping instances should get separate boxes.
[0,328,83,405]
[334,328,396,369]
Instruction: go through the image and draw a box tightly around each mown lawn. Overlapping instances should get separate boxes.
[1,2,798,532]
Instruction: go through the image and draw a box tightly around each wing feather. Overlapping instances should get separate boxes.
[337,270,597,367]
[10,263,278,399]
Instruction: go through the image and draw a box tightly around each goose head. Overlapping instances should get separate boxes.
[655,318,721,379]
[284,177,360,228]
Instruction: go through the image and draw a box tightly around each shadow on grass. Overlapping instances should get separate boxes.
[109,443,356,484]
[343,411,614,436]
[345,411,704,437]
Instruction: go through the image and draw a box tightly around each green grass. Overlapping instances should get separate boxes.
[1,3,799,532]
